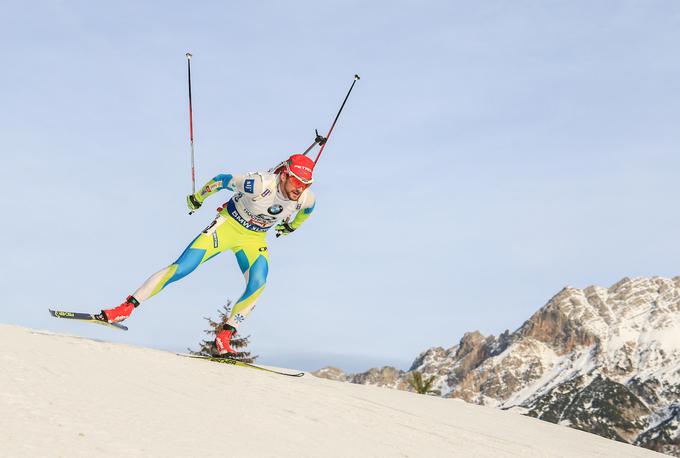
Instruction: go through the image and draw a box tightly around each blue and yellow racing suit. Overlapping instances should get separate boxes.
[132,171,315,329]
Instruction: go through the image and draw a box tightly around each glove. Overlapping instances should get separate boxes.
[275,221,296,238]
[187,194,202,211]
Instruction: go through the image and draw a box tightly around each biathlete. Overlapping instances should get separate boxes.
[101,153,316,354]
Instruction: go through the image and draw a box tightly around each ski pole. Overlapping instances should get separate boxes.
[186,52,196,215]
[313,74,360,164]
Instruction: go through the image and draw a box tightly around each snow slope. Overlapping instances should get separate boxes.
[0,324,664,457]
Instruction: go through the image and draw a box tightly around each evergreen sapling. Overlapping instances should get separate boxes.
[189,300,257,363]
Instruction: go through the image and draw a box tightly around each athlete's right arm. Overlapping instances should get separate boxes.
[187,173,263,210]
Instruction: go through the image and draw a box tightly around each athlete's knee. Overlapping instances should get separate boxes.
[172,260,196,280]
[238,255,268,302]
[168,245,206,284]
[247,255,269,291]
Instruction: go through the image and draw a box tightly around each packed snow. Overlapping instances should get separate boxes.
[0,324,664,457]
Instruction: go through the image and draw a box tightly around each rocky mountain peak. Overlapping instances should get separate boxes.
[314,275,680,456]
[456,331,485,357]
[517,289,600,355]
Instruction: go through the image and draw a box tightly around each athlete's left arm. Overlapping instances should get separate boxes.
[193,173,265,203]
[193,174,236,204]
[289,190,316,230]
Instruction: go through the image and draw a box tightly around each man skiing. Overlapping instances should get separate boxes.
[100,153,317,355]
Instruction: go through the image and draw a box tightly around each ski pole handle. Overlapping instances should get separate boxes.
[301,129,327,156]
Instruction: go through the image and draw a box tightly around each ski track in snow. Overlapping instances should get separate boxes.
[0,325,665,458]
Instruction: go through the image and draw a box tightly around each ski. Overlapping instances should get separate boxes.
[48,309,129,331]
[179,354,304,377]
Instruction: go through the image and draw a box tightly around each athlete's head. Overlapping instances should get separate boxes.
[278,154,314,201]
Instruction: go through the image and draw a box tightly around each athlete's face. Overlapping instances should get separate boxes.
[280,172,309,201]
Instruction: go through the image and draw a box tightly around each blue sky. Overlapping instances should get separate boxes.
[2,1,680,372]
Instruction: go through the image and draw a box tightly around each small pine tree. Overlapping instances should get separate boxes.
[189,300,258,363]
[407,370,441,396]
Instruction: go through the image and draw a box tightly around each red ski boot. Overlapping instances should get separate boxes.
[102,295,140,323]
[215,324,237,355]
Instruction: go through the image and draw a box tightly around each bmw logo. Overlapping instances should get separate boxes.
[268,204,283,215]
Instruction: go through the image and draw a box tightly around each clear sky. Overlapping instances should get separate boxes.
[2,1,680,372]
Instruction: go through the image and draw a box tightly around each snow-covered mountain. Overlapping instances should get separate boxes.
[314,276,680,456]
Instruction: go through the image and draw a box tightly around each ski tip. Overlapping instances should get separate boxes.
[49,308,129,331]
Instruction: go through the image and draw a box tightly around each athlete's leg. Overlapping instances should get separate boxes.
[225,241,270,329]
[104,215,237,323]
[132,218,227,302]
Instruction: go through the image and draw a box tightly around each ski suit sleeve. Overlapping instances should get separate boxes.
[288,190,316,230]
[194,173,263,203]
